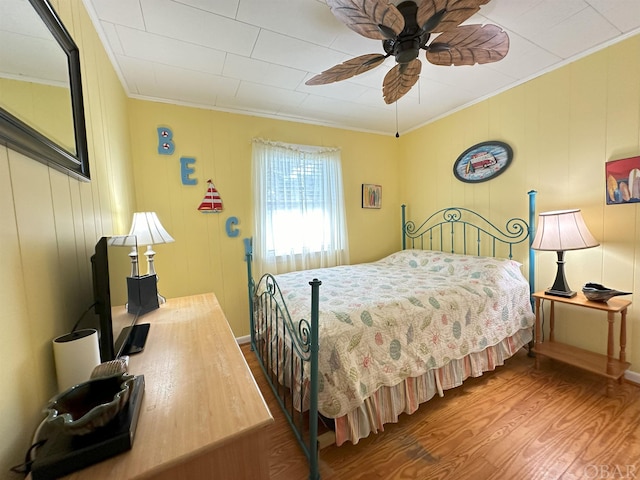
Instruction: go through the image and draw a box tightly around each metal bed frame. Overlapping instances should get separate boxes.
[245,191,537,480]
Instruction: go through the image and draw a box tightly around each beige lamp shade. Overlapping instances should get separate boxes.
[531,209,599,251]
[531,208,598,298]
[128,212,174,246]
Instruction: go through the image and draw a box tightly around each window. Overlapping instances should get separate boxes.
[252,139,349,275]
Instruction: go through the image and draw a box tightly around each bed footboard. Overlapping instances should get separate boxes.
[246,251,321,480]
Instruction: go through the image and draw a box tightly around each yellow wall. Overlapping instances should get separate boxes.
[401,35,640,371]
[127,101,402,336]
[0,78,75,152]
[0,0,136,473]
[1,0,639,473]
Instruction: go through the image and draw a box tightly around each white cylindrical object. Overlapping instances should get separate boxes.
[53,328,101,392]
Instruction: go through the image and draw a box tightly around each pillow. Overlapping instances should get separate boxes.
[379,249,524,282]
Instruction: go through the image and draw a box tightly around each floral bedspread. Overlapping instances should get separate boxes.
[266,249,535,418]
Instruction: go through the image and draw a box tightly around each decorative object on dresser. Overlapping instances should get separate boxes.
[127,212,174,303]
[30,374,145,480]
[531,209,599,298]
[43,373,137,436]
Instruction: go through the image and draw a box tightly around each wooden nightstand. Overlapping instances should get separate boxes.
[532,290,631,396]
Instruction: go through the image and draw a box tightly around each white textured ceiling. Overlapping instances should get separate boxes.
[82,0,640,136]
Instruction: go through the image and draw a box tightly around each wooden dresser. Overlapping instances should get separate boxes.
[63,293,273,479]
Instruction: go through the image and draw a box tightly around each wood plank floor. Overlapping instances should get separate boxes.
[241,344,640,480]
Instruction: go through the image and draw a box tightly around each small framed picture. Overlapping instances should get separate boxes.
[606,156,640,205]
[362,184,381,209]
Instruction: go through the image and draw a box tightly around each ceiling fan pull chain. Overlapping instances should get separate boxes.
[395,102,400,138]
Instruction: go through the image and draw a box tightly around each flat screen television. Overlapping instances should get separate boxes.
[91,236,152,362]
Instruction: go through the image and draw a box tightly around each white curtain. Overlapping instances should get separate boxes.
[252,138,350,276]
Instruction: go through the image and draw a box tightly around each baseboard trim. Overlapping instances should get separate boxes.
[236,335,250,345]
[625,369,640,386]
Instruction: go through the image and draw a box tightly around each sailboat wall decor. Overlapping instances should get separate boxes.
[198,179,223,213]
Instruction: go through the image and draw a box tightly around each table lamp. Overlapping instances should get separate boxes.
[128,212,174,303]
[531,209,599,298]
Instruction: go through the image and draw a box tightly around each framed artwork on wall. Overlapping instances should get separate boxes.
[362,184,381,209]
[453,141,513,183]
[606,156,640,205]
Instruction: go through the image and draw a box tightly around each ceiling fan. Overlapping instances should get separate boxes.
[306,0,509,104]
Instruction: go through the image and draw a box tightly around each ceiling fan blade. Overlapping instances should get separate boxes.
[414,0,447,32]
[426,24,509,66]
[306,54,387,85]
[382,59,421,104]
[326,0,405,40]
[418,0,490,33]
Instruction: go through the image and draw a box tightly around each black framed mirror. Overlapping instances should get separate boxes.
[0,0,90,180]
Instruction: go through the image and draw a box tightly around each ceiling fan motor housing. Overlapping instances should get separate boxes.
[395,38,420,63]
[386,1,428,64]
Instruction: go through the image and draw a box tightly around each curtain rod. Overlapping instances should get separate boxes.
[252,137,340,154]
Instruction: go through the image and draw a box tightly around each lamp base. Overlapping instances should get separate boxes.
[545,288,576,298]
[545,251,576,298]
[127,275,160,315]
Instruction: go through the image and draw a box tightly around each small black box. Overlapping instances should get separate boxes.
[127,275,159,315]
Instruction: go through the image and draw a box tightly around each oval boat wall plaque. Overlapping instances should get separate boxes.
[453,141,513,183]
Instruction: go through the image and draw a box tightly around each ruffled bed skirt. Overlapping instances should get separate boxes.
[333,327,533,446]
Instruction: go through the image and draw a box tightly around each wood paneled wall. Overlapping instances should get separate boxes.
[0,0,136,473]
